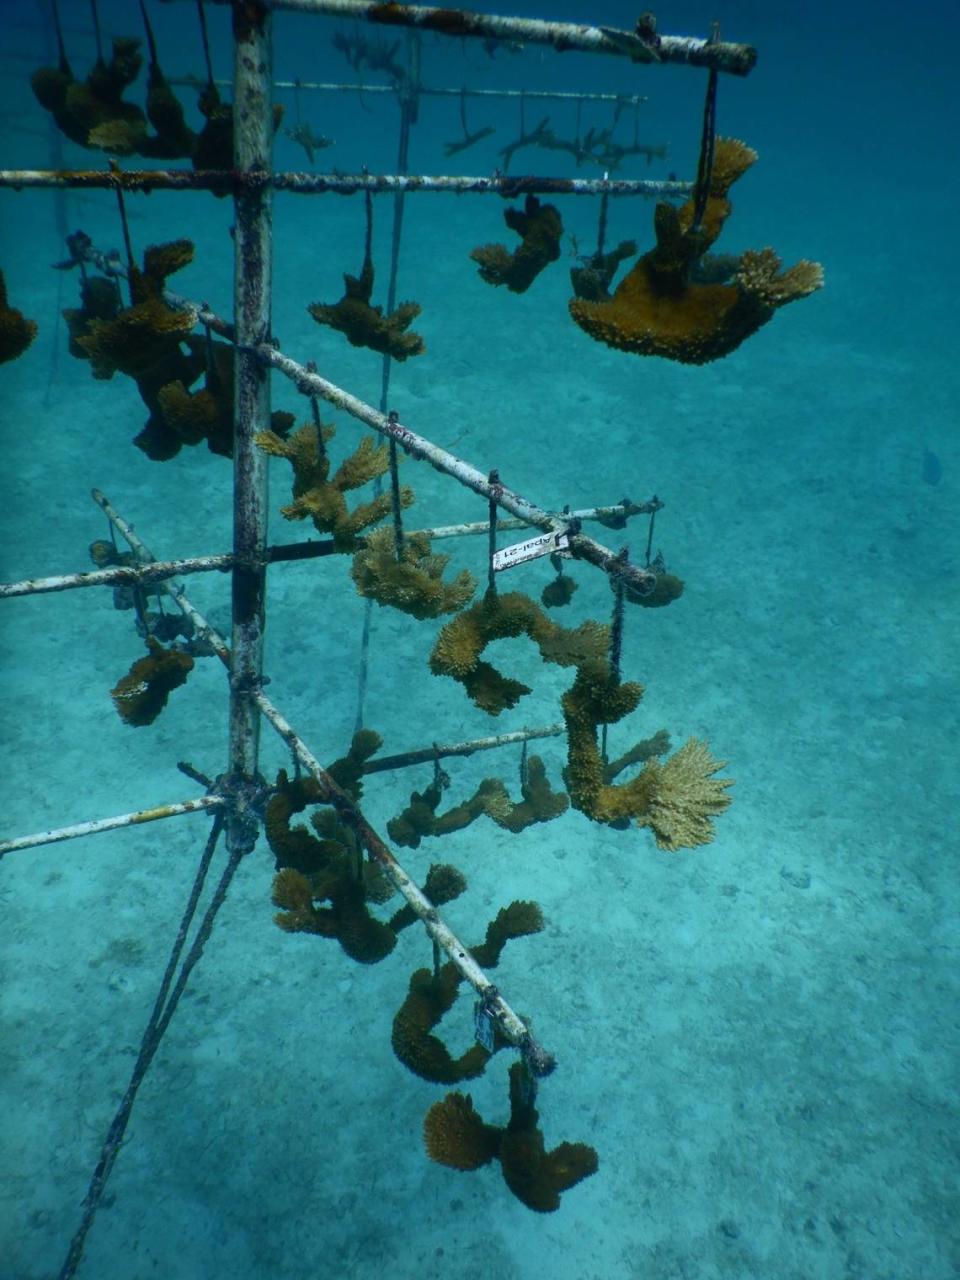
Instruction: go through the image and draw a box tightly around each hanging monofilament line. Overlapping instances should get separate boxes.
[138,0,158,69]
[40,0,69,408]
[515,1053,538,1108]
[432,743,450,791]
[306,368,327,464]
[378,28,417,416]
[609,547,628,679]
[353,823,364,882]
[644,502,657,567]
[110,162,137,306]
[195,0,214,90]
[50,0,68,70]
[57,811,226,1280]
[131,581,149,634]
[690,26,721,233]
[601,546,629,764]
[488,469,501,594]
[356,33,418,732]
[387,411,406,558]
[89,0,103,64]
[200,315,217,384]
[596,180,609,258]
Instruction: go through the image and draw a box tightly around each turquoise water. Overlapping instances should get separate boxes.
[1,2,957,1277]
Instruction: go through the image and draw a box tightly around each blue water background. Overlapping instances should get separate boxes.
[0,2,957,1277]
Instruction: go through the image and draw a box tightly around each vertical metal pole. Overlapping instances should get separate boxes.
[228,0,272,846]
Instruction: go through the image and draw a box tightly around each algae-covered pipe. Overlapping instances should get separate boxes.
[164,0,757,76]
[227,0,273,848]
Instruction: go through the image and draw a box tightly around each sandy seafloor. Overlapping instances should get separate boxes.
[1,1,958,1277]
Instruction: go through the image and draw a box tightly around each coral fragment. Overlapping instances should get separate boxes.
[110,636,193,726]
[635,736,734,851]
[569,138,823,364]
[0,270,38,364]
[471,194,563,293]
[425,1062,598,1213]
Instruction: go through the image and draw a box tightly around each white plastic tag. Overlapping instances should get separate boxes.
[491,530,570,573]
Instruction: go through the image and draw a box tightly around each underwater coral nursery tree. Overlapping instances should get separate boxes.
[0,0,828,1270]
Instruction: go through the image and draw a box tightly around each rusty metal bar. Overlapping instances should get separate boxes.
[0,797,225,857]
[363,723,565,775]
[264,345,658,596]
[272,171,687,196]
[1,498,653,599]
[167,0,756,76]
[0,168,691,198]
[227,0,274,836]
[0,543,343,599]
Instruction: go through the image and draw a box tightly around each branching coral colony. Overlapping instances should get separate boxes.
[568,137,824,363]
[30,0,285,172]
[1,0,822,1242]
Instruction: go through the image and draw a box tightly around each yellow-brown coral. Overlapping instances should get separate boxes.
[110,636,193,726]
[570,239,638,302]
[191,85,284,192]
[390,759,566,845]
[541,570,577,609]
[634,736,734,851]
[560,660,659,825]
[71,241,203,458]
[495,755,568,833]
[351,527,476,619]
[471,194,563,293]
[32,36,146,152]
[388,863,467,931]
[392,963,492,1084]
[387,776,498,849]
[424,1091,501,1171]
[309,241,424,360]
[393,901,542,1083]
[0,270,38,364]
[569,137,823,364]
[257,423,413,550]
[499,1062,598,1213]
[735,248,824,308]
[562,662,734,844]
[626,571,684,608]
[430,589,608,716]
[268,815,396,964]
[424,1062,598,1213]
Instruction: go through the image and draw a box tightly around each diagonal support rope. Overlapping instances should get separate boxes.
[57,810,235,1280]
